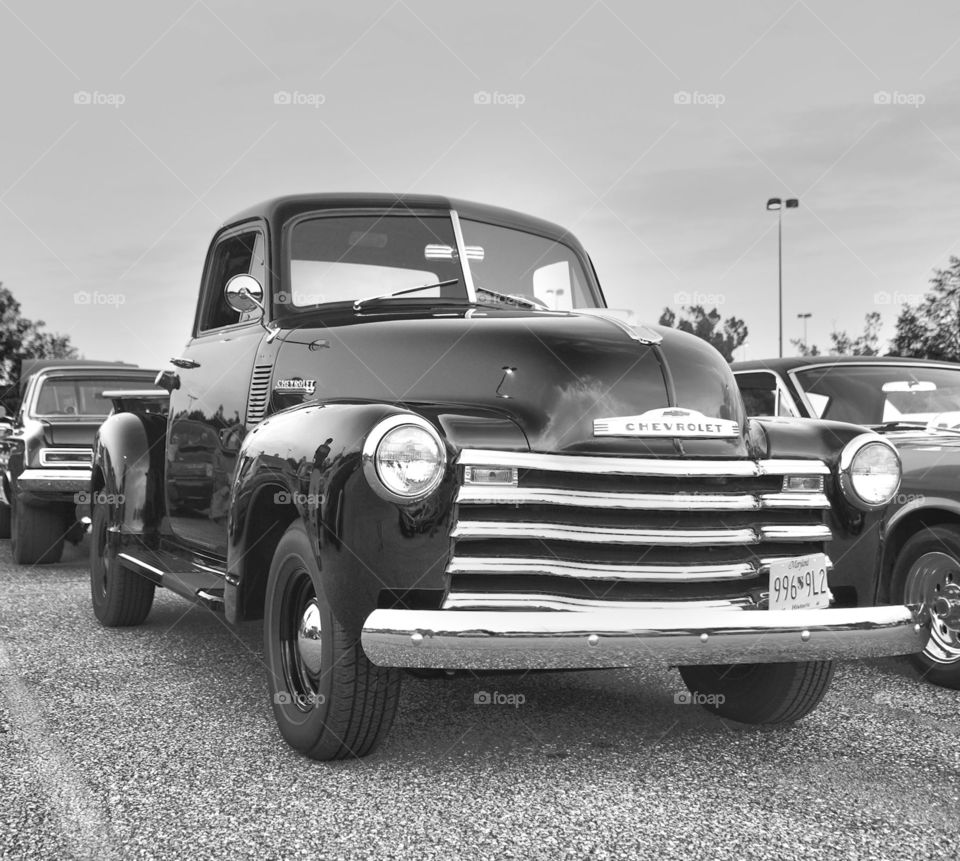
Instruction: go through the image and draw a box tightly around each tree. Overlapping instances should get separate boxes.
[890,256,960,360]
[658,305,748,362]
[792,312,882,357]
[0,283,78,403]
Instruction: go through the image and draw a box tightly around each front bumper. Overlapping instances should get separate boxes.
[17,468,91,495]
[361,605,926,669]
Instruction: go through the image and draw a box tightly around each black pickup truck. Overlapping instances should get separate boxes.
[89,194,927,760]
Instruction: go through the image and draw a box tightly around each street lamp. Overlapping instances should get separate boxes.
[797,312,812,350]
[767,197,799,357]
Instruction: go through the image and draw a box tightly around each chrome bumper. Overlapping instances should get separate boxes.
[16,468,91,494]
[361,605,926,669]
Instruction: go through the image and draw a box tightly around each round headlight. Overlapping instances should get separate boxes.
[362,415,446,503]
[839,435,901,510]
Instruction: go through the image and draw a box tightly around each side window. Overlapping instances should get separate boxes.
[735,371,797,418]
[198,230,265,333]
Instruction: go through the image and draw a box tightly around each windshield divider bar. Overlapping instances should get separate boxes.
[450,210,476,303]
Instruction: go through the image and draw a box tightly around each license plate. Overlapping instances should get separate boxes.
[768,553,831,612]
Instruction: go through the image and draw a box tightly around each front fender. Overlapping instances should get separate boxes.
[93,412,166,542]
[228,402,462,634]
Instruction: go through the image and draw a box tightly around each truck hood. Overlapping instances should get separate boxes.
[271,308,751,457]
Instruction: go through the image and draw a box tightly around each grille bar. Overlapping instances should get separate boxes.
[448,556,760,582]
[442,593,757,611]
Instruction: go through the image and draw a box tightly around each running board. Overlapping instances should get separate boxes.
[118,551,225,610]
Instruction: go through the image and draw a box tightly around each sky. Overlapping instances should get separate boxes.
[2,0,960,367]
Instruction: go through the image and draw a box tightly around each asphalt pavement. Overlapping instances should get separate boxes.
[1,538,958,860]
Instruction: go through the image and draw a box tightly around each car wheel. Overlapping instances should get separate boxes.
[264,520,401,760]
[0,500,10,539]
[11,493,65,565]
[678,661,834,724]
[89,498,154,626]
[893,525,960,690]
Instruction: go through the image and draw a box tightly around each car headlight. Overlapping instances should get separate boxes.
[362,415,446,503]
[838,434,901,510]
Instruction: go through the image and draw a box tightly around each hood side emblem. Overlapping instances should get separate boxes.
[275,378,317,396]
[594,407,739,439]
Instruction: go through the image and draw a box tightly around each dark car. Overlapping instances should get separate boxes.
[0,361,160,564]
[88,194,926,760]
[733,356,960,688]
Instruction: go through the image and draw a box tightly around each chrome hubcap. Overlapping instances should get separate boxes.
[905,551,960,664]
[297,599,323,677]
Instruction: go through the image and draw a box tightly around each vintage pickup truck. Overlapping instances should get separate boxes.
[89,194,927,760]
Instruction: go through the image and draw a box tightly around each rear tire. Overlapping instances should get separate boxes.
[893,525,960,690]
[89,499,154,626]
[678,661,834,724]
[264,520,401,760]
[11,493,65,565]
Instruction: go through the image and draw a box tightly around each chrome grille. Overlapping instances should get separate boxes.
[447,449,833,610]
[246,364,273,425]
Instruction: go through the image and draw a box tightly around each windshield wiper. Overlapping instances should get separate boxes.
[475,285,549,310]
[871,420,960,434]
[353,279,459,311]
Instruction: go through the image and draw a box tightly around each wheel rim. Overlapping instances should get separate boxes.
[279,566,323,712]
[904,551,960,664]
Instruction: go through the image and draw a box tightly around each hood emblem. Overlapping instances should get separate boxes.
[274,378,317,396]
[593,407,739,439]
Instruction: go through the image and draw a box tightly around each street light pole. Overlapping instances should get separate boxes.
[766,197,798,358]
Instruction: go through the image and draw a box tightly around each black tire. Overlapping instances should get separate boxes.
[264,520,401,760]
[678,661,834,724]
[893,525,960,690]
[0,500,10,539]
[89,499,154,626]
[11,494,65,565]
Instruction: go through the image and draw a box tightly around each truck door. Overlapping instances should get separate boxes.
[165,224,268,556]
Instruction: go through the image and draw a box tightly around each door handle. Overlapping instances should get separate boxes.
[170,357,201,369]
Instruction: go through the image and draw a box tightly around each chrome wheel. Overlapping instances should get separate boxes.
[280,569,324,712]
[904,551,960,664]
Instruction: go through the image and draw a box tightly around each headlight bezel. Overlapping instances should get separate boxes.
[361,414,447,504]
[838,433,901,511]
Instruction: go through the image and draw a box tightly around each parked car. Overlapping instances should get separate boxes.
[0,361,159,564]
[733,356,960,689]
[89,194,926,760]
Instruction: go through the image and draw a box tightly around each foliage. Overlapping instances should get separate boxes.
[658,305,749,362]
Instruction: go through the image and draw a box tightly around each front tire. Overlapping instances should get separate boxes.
[678,661,834,724]
[0,500,10,539]
[893,525,960,690]
[264,520,401,760]
[11,493,65,565]
[89,499,154,626]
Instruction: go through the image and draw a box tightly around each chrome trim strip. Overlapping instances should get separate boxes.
[456,486,830,511]
[449,210,477,303]
[38,448,91,467]
[118,553,165,578]
[574,308,663,345]
[361,605,925,669]
[451,521,760,545]
[759,524,833,542]
[446,556,760,582]
[442,593,756,611]
[458,449,830,477]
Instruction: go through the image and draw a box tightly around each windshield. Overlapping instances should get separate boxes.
[793,364,960,425]
[33,377,131,419]
[283,212,601,310]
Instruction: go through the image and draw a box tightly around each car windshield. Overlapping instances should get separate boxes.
[792,364,960,425]
[33,377,129,419]
[283,212,601,311]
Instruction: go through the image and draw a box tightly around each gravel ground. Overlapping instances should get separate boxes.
[1,539,958,861]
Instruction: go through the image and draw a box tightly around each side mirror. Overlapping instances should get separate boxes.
[224,274,265,315]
